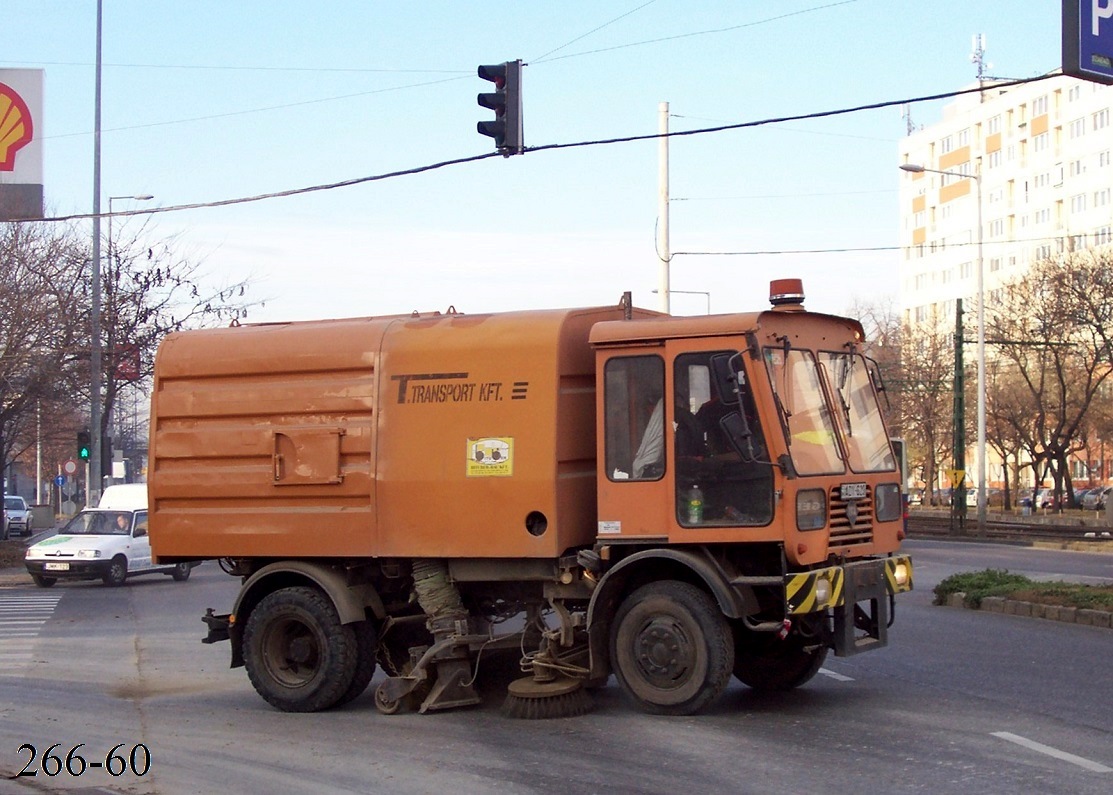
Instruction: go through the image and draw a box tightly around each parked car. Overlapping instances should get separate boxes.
[3,495,32,538]
[1019,488,1057,509]
[1081,486,1112,511]
[23,484,195,588]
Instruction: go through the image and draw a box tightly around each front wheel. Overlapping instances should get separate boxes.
[242,586,359,713]
[732,621,828,691]
[610,580,733,716]
[102,556,128,587]
[32,574,57,588]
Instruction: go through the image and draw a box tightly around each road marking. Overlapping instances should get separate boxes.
[818,667,854,682]
[992,731,1113,773]
[0,592,63,675]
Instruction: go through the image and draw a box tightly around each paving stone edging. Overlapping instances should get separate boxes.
[0,568,32,587]
[944,592,1113,629]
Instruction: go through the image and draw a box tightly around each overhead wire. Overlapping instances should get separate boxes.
[23,73,1058,235]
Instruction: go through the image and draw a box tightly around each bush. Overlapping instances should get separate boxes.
[933,568,1113,610]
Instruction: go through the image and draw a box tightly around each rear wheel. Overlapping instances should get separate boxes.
[610,581,733,716]
[333,621,378,707]
[732,621,828,691]
[171,563,192,582]
[242,586,358,712]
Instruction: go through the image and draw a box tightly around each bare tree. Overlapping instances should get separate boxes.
[989,248,1113,508]
[897,315,956,505]
[0,222,87,488]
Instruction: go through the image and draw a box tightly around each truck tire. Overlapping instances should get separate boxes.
[610,580,733,716]
[732,622,827,691]
[333,621,378,707]
[242,586,359,712]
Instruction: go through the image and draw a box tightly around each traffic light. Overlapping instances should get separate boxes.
[77,430,91,461]
[477,60,523,156]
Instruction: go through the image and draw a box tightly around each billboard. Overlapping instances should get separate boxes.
[0,68,44,220]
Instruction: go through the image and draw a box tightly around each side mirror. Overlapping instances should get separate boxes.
[719,412,755,461]
[710,353,743,406]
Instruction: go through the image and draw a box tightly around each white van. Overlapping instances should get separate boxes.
[24,484,195,588]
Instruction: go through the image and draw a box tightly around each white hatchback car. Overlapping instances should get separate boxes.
[23,484,194,588]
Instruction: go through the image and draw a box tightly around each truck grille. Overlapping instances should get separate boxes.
[829,486,874,547]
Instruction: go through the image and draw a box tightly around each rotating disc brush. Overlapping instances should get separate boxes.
[501,675,594,720]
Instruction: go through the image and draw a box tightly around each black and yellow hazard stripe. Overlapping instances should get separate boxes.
[786,566,844,614]
[785,555,914,615]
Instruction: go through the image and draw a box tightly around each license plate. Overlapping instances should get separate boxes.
[44,562,70,571]
[840,482,868,500]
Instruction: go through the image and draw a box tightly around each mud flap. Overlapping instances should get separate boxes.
[832,559,890,656]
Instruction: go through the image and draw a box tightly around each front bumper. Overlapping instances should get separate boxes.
[784,555,913,656]
[25,559,112,581]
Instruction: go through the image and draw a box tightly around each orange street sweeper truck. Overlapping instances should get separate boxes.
[148,279,912,718]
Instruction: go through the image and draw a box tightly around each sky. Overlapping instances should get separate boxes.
[0,1,1065,324]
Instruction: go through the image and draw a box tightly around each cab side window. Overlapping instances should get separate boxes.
[604,355,665,481]
[133,511,149,538]
[674,352,773,526]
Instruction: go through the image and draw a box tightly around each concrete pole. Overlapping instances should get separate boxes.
[975,161,987,531]
[90,0,104,504]
[657,102,670,313]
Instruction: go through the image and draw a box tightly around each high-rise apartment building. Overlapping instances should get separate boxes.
[898,73,1113,328]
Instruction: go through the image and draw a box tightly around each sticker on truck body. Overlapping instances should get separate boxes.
[466,437,514,477]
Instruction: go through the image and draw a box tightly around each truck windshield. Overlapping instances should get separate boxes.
[819,352,895,473]
[763,347,843,475]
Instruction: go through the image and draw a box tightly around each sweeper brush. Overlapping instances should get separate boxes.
[502,675,594,719]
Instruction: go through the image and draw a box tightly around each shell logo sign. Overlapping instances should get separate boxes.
[0,82,33,172]
[0,69,43,220]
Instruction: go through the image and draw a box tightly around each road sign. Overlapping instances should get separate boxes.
[1063,0,1113,84]
[947,469,966,486]
[54,474,65,487]
[63,459,77,475]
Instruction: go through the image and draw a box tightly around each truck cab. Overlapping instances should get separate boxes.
[593,284,905,566]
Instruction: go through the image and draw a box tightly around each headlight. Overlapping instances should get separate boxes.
[77,549,102,559]
[814,576,832,605]
[875,483,902,522]
[796,488,827,531]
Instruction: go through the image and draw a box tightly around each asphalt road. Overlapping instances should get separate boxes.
[0,539,1110,794]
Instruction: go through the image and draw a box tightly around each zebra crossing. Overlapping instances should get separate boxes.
[0,590,63,673]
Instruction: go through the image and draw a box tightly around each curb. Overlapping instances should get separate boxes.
[0,567,32,587]
[943,592,1113,629]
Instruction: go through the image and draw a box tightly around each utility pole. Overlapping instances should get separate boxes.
[952,299,967,532]
[657,102,670,313]
[89,0,104,505]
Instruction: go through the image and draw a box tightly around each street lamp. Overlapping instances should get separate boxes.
[108,194,154,263]
[900,161,986,532]
[652,288,711,314]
